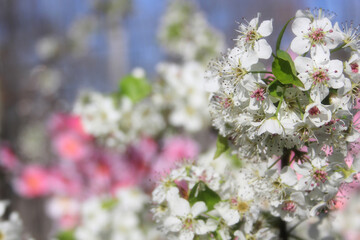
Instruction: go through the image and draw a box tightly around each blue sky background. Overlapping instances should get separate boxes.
[2,0,360,97]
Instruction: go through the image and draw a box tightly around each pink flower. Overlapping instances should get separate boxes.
[14,165,51,198]
[0,145,20,171]
[47,168,82,197]
[48,113,90,139]
[52,131,92,162]
[137,137,158,163]
[152,136,199,176]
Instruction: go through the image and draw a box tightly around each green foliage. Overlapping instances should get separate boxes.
[213,134,229,159]
[188,181,221,211]
[167,23,183,40]
[272,50,304,88]
[118,74,152,103]
[228,151,242,167]
[57,230,76,240]
[102,198,118,210]
[268,80,284,99]
[276,17,295,51]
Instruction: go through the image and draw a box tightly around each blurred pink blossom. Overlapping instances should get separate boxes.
[48,113,91,139]
[52,131,92,162]
[0,145,20,171]
[14,165,51,198]
[152,136,199,176]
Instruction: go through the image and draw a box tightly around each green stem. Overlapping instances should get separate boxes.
[296,97,304,118]
[304,91,313,103]
[203,213,219,221]
[330,42,346,53]
[276,17,295,52]
[268,156,282,170]
[249,71,273,74]
[288,219,305,233]
[275,94,284,116]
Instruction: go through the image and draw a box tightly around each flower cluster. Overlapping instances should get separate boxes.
[151,147,360,239]
[151,154,280,239]
[158,0,225,63]
[1,113,200,233]
[153,62,210,132]
[74,61,214,147]
[75,186,161,240]
[207,10,360,160]
[0,201,32,240]
[151,9,360,239]
[74,89,164,148]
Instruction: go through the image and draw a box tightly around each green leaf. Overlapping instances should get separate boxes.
[276,17,295,51]
[188,181,221,211]
[102,198,118,210]
[272,50,304,88]
[167,23,183,40]
[118,75,152,103]
[268,80,284,98]
[229,152,242,167]
[213,135,229,159]
[276,50,297,75]
[57,230,76,240]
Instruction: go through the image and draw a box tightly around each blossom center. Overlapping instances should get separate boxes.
[351,62,359,73]
[308,106,321,116]
[282,201,296,213]
[183,216,194,230]
[308,28,325,46]
[214,95,233,109]
[251,88,265,101]
[233,66,248,80]
[312,70,329,83]
[313,169,328,183]
[246,30,259,43]
[231,198,250,214]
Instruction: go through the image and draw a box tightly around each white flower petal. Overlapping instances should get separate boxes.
[290,192,305,206]
[258,19,273,37]
[328,59,343,77]
[280,167,297,186]
[310,84,329,102]
[191,201,207,217]
[255,39,272,59]
[170,197,190,217]
[179,229,195,240]
[292,17,311,36]
[215,202,240,226]
[290,36,311,55]
[310,45,330,64]
[294,56,313,73]
[314,18,332,32]
[164,216,183,232]
[327,31,344,49]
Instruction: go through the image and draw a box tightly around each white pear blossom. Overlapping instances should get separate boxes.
[303,102,332,127]
[0,201,29,240]
[75,187,161,240]
[154,62,210,132]
[257,117,284,135]
[271,192,307,222]
[294,56,347,102]
[236,13,273,65]
[345,52,360,83]
[165,199,216,240]
[291,9,343,62]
